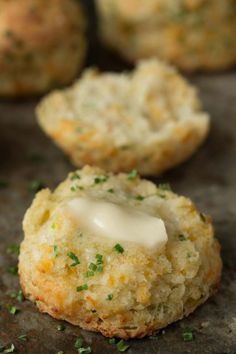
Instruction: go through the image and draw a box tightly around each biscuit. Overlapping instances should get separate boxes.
[0,0,87,96]
[37,59,209,176]
[96,0,236,71]
[19,165,222,339]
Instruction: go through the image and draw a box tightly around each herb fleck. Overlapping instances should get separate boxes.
[4,344,15,353]
[7,265,18,275]
[182,327,194,342]
[108,338,116,344]
[70,172,81,181]
[74,337,83,349]
[107,188,114,193]
[57,324,65,331]
[95,254,103,264]
[10,290,24,303]
[94,176,108,184]
[7,305,19,315]
[7,244,20,256]
[106,294,113,301]
[135,195,144,201]
[29,180,44,193]
[89,263,97,272]
[114,243,124,254]
[127,170,138,181]
[78,347,92,354]
[67,252,80,266]
[18,334,27,341]
[76,284,88,292]
[158,183,171,191]
[116,339,130,352]
[53,245,59,258]
[85,271,94,278]
[178,234,187,241]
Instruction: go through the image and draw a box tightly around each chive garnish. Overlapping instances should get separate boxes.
[114,244,124,254]
[29,180,44,193]
[178,234,187,241]
[106,294,113,301]
[18,334,27,341]
[7,244,20,256]
[70,172,81,181]
[182,327,194,341]
[67,252,80,266]
[116,339,130,352]
[7,305,19,315]
[53,245,59,258]
[57,324,65,331]
[76,284,88,292]
[7,265,18,275]
[158,183,171,191]
[94,176,108,184]
[127,170,138,181]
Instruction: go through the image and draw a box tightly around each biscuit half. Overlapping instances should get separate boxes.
[37,59,209,175]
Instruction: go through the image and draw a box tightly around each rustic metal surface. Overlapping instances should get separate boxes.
[0,1,236,353]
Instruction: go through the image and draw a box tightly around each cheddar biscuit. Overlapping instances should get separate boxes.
[0,0,87,96]
[19,165,222,339]
[37,59,209,176]
[96,0,236,71]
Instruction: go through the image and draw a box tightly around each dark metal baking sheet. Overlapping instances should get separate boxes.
[0,1,236,353]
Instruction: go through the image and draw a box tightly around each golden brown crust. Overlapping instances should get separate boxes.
[0,0,87,96]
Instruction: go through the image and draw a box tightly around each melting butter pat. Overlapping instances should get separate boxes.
[67,197,168,250]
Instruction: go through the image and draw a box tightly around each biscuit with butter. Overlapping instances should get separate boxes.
[19,165,222,339]
[37,59,209,176]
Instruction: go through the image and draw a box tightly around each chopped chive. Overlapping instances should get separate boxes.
[7,265,18,275]
[53,245,59,258]
[94,176,108,184]
[135,195,144,201]
[158,183,171,191]
[74,337,83,349]
[4,344,15,353]
[29,180,44,193]
[108,338,116,344]
[0,180,8,189]
[89,263,97,272]
[7,305,19,315]
[57,324,65,331]
[116,339,130,352]
[96,265,103,272]
[114,244,124,254]
[51,222,58,230]
[78,347,92,354]
[95,254,103,264]
[106,294,113,301]
[70,172,81,181]
[7,244,20,256]
[67,252,80,266]
[178,234,187,241]
[127,170,138,181]
[182,327,194,342]
[149,335,160,340]
[200,213,206,222]
[70,186,77,192]
[85,271,94,278]
[76,284,88,292]
[107,188,114,193]
[18,334,27,341]
[10,290,24,302]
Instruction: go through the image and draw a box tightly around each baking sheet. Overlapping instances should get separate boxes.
[0,1,236,353]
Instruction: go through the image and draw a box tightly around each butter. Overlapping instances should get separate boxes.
[67,197,168,250]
